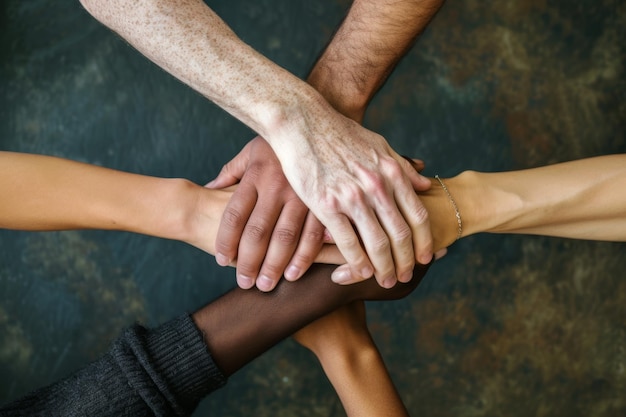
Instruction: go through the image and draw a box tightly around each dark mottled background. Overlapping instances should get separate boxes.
[1,0,625,416]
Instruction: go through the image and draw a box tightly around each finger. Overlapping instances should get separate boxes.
[387,156,434,267]
[284,212,326,281]
[331,263,371,286]
[326,214,373,284]
[400,155,425,173]
[365,159,420,283]
[371,194,416,285]
[350,204,398,288]
[343,161,412,288]
[405,157,426,173]
[205,142,252,189]
[394,178,433,266]
[214,181,258,274]
[205,167,240,189]
[397,155,430,191]
[315,244,345,265]
[235,196,283,291]
[434,248,448,260]
[256,199,309,291]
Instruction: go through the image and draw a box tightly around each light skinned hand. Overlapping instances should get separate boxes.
[205,136,327,292]
[269,109,433,289]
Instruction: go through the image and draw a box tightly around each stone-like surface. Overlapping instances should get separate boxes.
[1,0,624,415]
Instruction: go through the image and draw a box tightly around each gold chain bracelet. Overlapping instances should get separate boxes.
[435,175,462,240]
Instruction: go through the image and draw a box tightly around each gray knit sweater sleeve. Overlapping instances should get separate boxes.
[0,315,227,417]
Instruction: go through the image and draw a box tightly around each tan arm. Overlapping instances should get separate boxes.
[0,151,205,237]
[293,302,409,417]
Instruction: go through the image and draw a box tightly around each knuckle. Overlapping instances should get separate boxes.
[301,228,324,243]
[245,162,264,181]
[392,224,413,244]
[236,261,259,276]
[321,184,367,209]
[291,251,315,267]
[274,227,299,246]
[214,239,235,257]
[361,172,386,195]
[370,235,391,255]
[320,194,342,212]
[260,262,285,280]
[383,158,404,179]
[284,193,305,207]
[411,203,430,225]
[345,187,367,206]
[337,234,361,251]
[243,223,269,243]
[221,206,245,230]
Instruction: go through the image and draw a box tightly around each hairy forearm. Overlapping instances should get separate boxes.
[79,0,325,142]
[308,0,444,119]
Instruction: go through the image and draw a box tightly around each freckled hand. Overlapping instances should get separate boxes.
[269,108,433,288]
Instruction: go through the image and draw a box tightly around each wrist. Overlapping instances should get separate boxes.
[420,172,487,250]
[255,83,328,146]
[174,183,232,256]
[444,170,526,238]
[311,330,374,365]
[136,178,203,243]
[307,65,368,122]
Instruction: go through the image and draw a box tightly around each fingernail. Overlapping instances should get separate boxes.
[419,253,433,265]
[382,277,396,289]
[256,275,275,292]
[284,265,300,281]
[205,179,217,188]
[331,268,352,284]
[237,274,254,289]
[399,271,412,283]
[434,248,448,260]
[216,253,230,266]
[360,266,373,279]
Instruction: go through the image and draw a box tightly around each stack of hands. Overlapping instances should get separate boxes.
[2,0,625,415]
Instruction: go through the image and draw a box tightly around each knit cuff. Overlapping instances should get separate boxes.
[114,314,227,416]
[143,314,227,411]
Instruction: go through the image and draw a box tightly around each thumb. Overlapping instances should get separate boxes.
[401,155,425,173]
[398,155,431,192]
[205,145,250,189]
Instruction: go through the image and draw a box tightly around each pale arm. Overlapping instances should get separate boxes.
[445,155,626,242]
[0,151,207,239]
